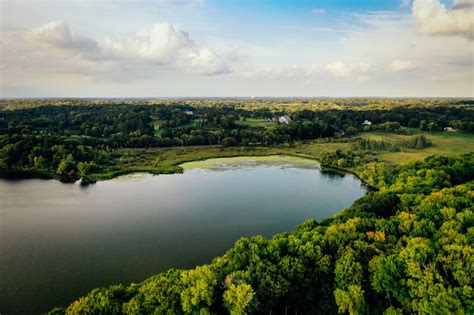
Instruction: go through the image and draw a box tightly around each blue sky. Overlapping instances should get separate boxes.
[0,0,472,97]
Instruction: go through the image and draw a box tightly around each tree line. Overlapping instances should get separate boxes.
[1,103,472,183]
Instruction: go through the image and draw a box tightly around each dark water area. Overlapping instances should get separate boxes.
[0,156,367,314]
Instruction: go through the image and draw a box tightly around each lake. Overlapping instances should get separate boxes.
[0,156,367,314]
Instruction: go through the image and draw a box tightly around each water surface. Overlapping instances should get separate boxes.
[0,156,366,314]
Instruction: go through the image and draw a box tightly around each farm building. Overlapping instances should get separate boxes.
[279,115,292,124]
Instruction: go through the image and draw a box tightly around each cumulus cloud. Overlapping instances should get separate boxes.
[26,20,229,76]
[388,59,416,72]
[325,62,373,80]
[412,0,474,39]
[326,62,351,78]
[102,23,192,64]
[27,20,100,57]
[183,47,229,75]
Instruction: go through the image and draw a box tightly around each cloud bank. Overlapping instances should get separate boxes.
[412,0,474,38]
[27,20,100,57]
[1,0,472,97]
[26,21,230,76]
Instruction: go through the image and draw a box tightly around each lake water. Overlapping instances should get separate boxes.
[0,156,367,314]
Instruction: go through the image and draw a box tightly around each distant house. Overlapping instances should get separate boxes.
[279,115,292,124]
[362,120,372,126]
[184,110,194,116]
[444,127,457,132]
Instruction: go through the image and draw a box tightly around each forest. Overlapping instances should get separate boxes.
[1,98,473,183]
[1,98,473,314]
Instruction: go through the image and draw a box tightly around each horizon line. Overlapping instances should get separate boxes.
[1,96,473,101]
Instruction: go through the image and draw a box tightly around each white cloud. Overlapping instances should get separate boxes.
[412,0,474,38]
[25,20,229,76]
[243,61,372,82]
[102,23,192,64]
[325,61,373,80]
[388,59,416,72]
[27,20,99,57]
[183,47,230,75]
[326,61,351,78]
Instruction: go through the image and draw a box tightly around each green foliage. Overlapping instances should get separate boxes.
[123,269,184,314]
[180,265,218,313]
[352,135,432,152]
[1,100,472,182]
[335,249,363,289]
[223,275,255,315]
[77,161,97,177]
[320,149,375,168]
[334,285,366,315]
[64,285,134,315]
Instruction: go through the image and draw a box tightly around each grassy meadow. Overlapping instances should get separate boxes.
[235,118,276,129]
[359,130,474,163]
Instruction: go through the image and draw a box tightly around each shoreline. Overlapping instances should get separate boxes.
[0,151,375,189]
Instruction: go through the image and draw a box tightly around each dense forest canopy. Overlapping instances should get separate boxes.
[1,97,473,111]
[1,98,473,183]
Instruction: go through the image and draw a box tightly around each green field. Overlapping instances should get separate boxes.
[358,130,474,163]
[235,118,276,128]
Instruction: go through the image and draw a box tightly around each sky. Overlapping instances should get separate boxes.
[0,0,473,97]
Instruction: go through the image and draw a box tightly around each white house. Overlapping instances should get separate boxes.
[444,127,457,132]
[279,115,292,124]
[184,110,194,116]
[362,120,372,126]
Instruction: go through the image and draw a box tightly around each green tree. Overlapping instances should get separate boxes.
[57,154,76,177]
[419,120,427,131]
[33,155,48,169]
[77,161,96,177]
[180,265,217,313]
[427,121,438,133]
[335,249,363,289]
[223,275,255,315]
[334,285,366,315]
